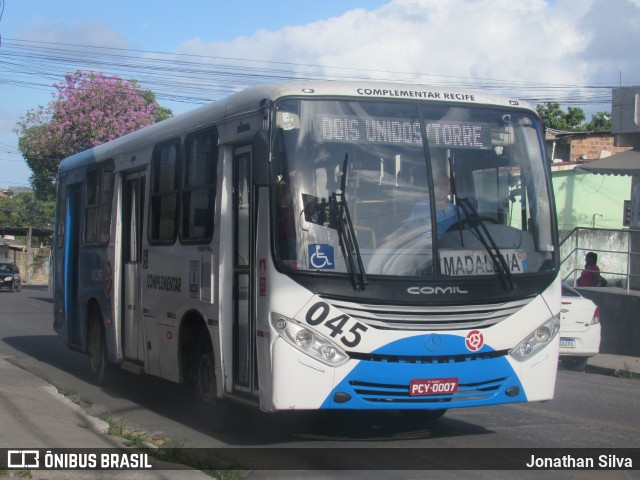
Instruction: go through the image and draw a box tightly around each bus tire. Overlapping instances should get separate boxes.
[400,408,447,422]
[87,307,114,385]
[192,333,225,426]
[561,356,588,372]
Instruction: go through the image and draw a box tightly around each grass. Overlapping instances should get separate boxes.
[100,414,150,450]
[39,387,248,479]
[615,363,640,380]
[97,413,247,479]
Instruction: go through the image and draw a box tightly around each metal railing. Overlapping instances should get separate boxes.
[560,227,640,293]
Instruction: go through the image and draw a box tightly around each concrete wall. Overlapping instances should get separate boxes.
[612,86,640,148]
[560,228,633,288]
[576,288,640,357]
[0,246,50,284]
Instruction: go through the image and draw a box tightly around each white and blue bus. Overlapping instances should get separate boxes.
[53,81,560,421]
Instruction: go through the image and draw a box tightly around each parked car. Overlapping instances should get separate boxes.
[0,262,22,292]
[559,283,601,371]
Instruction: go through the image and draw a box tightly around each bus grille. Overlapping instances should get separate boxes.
[348,350,509,364]
[349,377,507,404]
[321,297,531,331]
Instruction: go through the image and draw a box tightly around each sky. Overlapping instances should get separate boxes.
[1,0,639,189]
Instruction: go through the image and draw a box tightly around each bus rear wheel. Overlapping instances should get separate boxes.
[192,334,227,426]
[87,307,114,385]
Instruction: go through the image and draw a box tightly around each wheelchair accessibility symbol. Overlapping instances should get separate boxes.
[308,244,334,270]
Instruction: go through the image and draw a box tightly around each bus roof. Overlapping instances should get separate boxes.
[237,81,535,109]
[58,80,536,174]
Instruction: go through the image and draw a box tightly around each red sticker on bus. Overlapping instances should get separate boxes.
[465,330,484,351]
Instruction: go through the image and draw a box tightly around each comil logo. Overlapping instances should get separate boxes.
[8,450,39,468]
[407,286,468,295]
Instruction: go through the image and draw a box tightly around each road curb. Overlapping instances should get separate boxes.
[43,384,110,435]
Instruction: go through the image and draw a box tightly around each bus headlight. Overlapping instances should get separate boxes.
[271,313,348,366]
[510,314,560,362]
[295,329,313,349]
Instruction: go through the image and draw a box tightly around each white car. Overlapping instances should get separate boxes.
[559,283,601,371]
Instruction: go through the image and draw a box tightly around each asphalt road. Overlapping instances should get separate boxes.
[1,284,639,479]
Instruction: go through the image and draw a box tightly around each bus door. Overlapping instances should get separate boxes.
[64,183,82,346]
[121,170,146,362]
[232,146,258,396]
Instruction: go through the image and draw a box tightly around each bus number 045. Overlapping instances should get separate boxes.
[305,302,368,348]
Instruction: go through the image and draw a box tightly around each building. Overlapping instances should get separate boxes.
[546,130,633,164]
[0,236,27,264]
[551,167,630,235]
[565,86,640,291]
[546,131,633,236]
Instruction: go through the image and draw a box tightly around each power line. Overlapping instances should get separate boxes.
[0,37,628,109]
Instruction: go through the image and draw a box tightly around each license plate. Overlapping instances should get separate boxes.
[560,337,576,348]
[409,378,459,396]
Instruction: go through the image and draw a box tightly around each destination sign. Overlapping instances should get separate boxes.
[314,115,492,149]
[439,249,528,276]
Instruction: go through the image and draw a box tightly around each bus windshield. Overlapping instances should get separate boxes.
[272,99,554,282]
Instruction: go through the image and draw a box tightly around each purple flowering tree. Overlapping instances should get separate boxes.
[15,71,171,199]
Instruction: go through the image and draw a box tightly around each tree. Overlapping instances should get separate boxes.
[15,71,173,200]
[536,103,612,132]
[583,111,612,132]
[139,88,173,122]
[0,192,55,245]
[536,102,586,131]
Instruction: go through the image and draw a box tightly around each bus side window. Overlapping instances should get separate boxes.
[84,163,114,245]
[56,175,67,248]
[182,128,218,243]
[149,139,181,244]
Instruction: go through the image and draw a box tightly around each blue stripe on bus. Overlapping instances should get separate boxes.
[63,193,73,340]
[321,334,525,409]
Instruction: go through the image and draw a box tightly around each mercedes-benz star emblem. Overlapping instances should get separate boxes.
[424,333,442,352]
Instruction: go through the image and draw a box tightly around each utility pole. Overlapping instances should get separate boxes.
[26,225,32,283]
[26,191,34,284]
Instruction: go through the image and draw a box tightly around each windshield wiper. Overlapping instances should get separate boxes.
[330,153,368,291]
[445,152,513,290]
[456,198,515,291]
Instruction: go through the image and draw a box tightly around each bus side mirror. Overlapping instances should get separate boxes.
[252,131,270,186]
